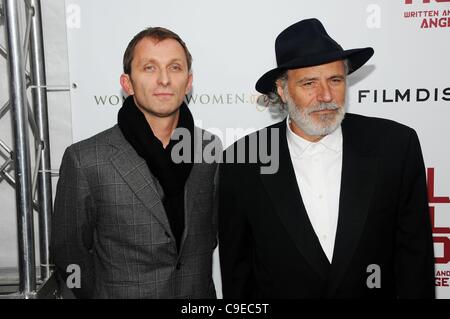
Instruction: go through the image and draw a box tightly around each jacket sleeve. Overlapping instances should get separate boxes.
[51,146,96,299]
[218,160,256,298]
[395,129,435,298]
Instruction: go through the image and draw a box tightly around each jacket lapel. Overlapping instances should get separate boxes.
[260,121,330,280]
[327,116,378,296]
[108,125,173,237]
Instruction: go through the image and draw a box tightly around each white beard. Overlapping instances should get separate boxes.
[284,89,345,137]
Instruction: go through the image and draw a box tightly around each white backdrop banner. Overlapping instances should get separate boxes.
[64,0,450,298]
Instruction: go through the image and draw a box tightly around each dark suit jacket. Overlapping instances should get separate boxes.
[219,113,435,298]
[52,125,220,298]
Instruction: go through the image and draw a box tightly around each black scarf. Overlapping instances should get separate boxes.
[117,96,194,251]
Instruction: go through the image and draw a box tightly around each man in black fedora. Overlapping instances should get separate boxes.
[218,18,435,298]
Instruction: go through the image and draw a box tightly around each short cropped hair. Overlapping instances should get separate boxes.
[123,27,192,75]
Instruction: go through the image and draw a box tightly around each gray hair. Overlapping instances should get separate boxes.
[267,59,350,108]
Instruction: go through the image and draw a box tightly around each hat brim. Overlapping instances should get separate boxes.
[255,47,374,94]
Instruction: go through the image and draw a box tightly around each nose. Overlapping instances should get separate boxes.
[158,69,170,86]
[317,81,332,103]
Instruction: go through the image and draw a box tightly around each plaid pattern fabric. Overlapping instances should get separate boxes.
[51,125,220,298]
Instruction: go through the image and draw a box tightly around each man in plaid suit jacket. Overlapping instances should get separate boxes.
[51,27,220,299]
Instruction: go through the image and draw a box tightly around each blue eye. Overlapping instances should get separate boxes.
[170,64,182,71]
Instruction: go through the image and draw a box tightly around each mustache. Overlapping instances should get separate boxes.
[307,103,341,114]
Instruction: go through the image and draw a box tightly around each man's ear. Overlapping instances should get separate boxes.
[276,80,287,103]
[120,73,134,95]
[185,73,193,95]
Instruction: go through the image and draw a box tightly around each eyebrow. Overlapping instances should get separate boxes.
[296,74,345,84]
[329,74,345,79]
[296,77,318,84]
[140,58,185,65]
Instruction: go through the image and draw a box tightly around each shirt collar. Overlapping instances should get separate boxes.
[286,116,343,157]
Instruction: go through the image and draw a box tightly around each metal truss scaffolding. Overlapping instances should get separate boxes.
[0,0,57,299]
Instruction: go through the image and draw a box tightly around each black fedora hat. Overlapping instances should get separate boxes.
[255,18,374,94]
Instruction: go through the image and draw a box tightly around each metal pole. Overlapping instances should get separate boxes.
[29,0,53,282]
[2,0,36,296]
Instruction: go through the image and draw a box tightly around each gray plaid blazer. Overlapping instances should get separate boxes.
[51,125,220,298]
